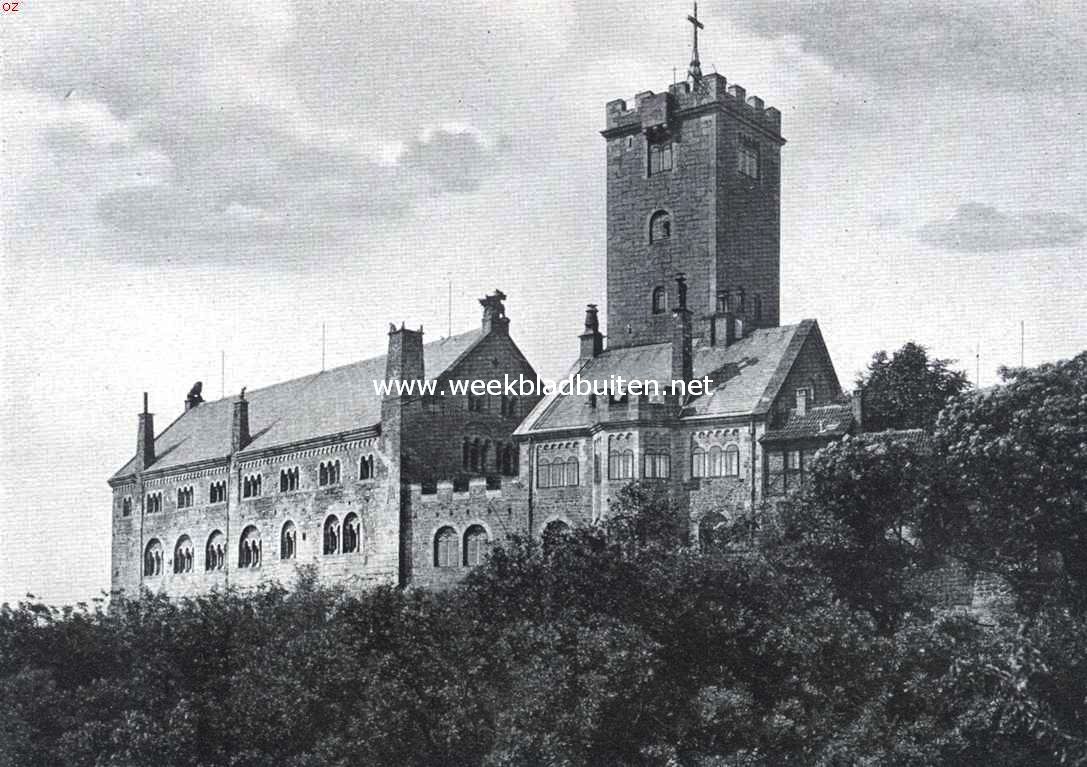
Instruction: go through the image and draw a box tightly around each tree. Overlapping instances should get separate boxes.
[857,342,970,432]
[931,351,1087,613]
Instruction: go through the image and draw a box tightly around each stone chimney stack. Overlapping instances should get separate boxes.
[384,323,425,396]
[136,392,155,471]
[232,389,251,452]
[671,274,693,387]
[579,304,604,359]
[713,289,736,347]
[851,387,865,433]
[480,289,509,336]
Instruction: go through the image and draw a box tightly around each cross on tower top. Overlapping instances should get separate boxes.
[687,2,704,82]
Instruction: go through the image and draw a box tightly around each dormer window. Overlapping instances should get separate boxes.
[649,211,671,243]
[651,286,667,314]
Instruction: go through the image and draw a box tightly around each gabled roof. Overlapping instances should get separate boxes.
[760,403,854,442]
[112,328,485,480]
[516,321,819,435]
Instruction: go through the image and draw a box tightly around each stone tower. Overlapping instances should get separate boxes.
[600,22,784,349]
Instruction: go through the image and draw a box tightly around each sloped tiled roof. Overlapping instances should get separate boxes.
[516,321,817,435]
[112,328,485,479]
[760,403,855,442]
[856,428,934,450]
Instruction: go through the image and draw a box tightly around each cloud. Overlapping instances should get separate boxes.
[727,0,1087,93]
[918,203,1085,252]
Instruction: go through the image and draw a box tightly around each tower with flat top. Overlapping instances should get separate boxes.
[601,4,784,349]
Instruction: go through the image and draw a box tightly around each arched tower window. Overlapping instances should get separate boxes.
[724,444,741,477]
[143,539,163,577]
[238,525,261,569]
[649,211,672,243]
[651,286,667,315]
[280,521,297,560]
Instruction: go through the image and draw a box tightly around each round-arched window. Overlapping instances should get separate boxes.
[649,211,672,243]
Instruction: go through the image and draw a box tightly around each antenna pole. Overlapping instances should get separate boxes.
[321,323,326,371]
[220,351,225,399]
[976,343,980,387]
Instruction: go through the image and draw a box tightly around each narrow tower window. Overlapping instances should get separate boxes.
[649,211,672,243]
[738,136,760,179]
[649,142,673,175]
[651,286,667,314]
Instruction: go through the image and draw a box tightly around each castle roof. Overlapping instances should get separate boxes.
[111,328,485,480]
[516,320,819,435]
[760,403,855,443]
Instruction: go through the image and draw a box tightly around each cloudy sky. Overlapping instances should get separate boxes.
[1,1,1084,604]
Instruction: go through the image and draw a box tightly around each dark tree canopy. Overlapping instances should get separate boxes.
[857,341,970,431]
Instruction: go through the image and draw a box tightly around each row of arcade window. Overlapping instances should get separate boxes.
[692,445,741,478]
[318,460,341,486]
[462,438,519,476]
[467,392,519,416]
[142,514,365,577]
[644,133,760,179]
[433,524,490,568]
[176,486,194,509]
[653,284,763,320]
[536,457,579,488]
[242,473,262,498]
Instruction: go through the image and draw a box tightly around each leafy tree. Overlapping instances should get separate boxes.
[857,341,970,431]
[931,351,1087,613]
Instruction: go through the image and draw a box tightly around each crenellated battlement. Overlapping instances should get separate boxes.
[406,475,528,503]
[604,73,782,137]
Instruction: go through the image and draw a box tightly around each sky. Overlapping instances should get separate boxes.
[1,1,1084,605]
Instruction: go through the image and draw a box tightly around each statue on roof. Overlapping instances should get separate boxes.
[186,381,204,408]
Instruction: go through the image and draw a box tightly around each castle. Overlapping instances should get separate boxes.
[109,9,859,595]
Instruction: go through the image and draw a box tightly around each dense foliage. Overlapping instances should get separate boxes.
[856,341,971,431]
[2,353,1084,766]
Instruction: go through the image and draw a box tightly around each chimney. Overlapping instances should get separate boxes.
[184,381,204,412]
[713,289,736,347]
[136,393,155,471]
[671,274,693,388]
[579,304,603,359]
[480,289,509,335]
[851,387,864,433]
[796,387,808,417]
[384,323,425,397]
[232,388,251,452]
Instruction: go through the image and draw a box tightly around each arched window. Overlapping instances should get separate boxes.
[699,513,728,551]
[651,286,667,314]
[343,513,361,554]
[691,446,707,478]
[470,440,481,473]
[724,445,740,477]
[708,445,723,477]
[644,451,671,479]
[542,520,571,554]
[238,525,261,569]
[280,521,297,560]
[550,458,565,488]
[565,457,579,486]
[537,458,550,488]
[323,515,340,555]
[608,449,635,480]
[434,526,458,568]
[649,210,672,243]
[280,467,299,493]
[143,539,163,577]
[173,535,194,574]
[463,525,488,567]
[206,530,225,571]
[359,455,375,480]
